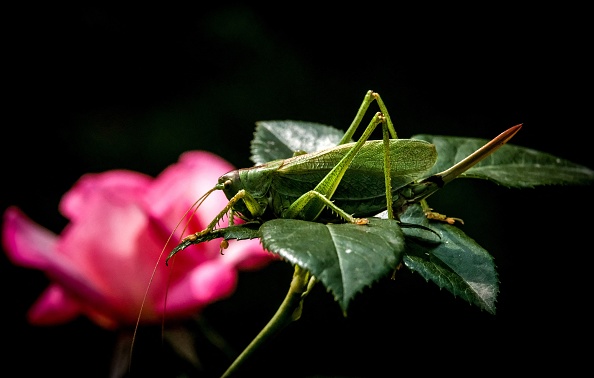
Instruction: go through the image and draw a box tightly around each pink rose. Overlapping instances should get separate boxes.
[2,151,274,330]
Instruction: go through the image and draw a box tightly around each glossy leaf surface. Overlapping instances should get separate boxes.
[259,218,405,313]
[398,205,499,314]
[172,118,592,314]
[251,120,345,165]
[412,134,594,187]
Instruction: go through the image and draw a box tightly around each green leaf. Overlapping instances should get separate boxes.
[399,204,499,314]
[412,134,594,187]
[259,218,405,313]
[250,120,345,164]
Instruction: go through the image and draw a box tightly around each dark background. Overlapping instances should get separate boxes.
[3,4,592,377]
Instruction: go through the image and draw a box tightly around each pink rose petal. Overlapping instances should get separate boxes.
[2,151,275,330]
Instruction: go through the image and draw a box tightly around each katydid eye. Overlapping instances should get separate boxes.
[219,171,239,187]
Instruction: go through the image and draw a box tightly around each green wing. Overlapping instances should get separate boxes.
[272,139,437,216]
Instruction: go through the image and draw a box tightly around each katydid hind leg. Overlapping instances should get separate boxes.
[339,90,397,144]
[338,90,375,145]
[285,107,399,222]
[340,90,398,219]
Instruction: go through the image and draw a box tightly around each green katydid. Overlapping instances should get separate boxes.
[172,90,521,258]
[130,90,522,373]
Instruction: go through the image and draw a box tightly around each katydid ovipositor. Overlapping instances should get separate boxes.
[178,90,521,251]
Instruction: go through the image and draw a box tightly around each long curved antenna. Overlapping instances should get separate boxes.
[128,185,220,372]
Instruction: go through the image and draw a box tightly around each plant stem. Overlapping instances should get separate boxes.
[220,265,315,378]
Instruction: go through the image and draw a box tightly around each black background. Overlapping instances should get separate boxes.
[3,4,592,377]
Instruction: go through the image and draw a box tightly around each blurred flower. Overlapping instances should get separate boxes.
[2,151,274,330]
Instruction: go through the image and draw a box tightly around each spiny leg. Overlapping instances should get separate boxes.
[336,90,398,219]
[284,112,384,221]
[382,119,394,220]
[182,188,262,243]
[285,109,398,222]
[181,192,243,243]
[371,92,398,140]
[339,90,375,145]
[291,190,367,224]
[339,90,398,145]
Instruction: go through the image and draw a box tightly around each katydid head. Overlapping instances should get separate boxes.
[218,166,275,220]
[217,169,257,219]
[218,169,242,201]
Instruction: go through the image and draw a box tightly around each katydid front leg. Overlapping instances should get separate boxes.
[181,187,265,244]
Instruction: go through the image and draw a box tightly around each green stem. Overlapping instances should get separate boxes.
[220,265,315,378]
